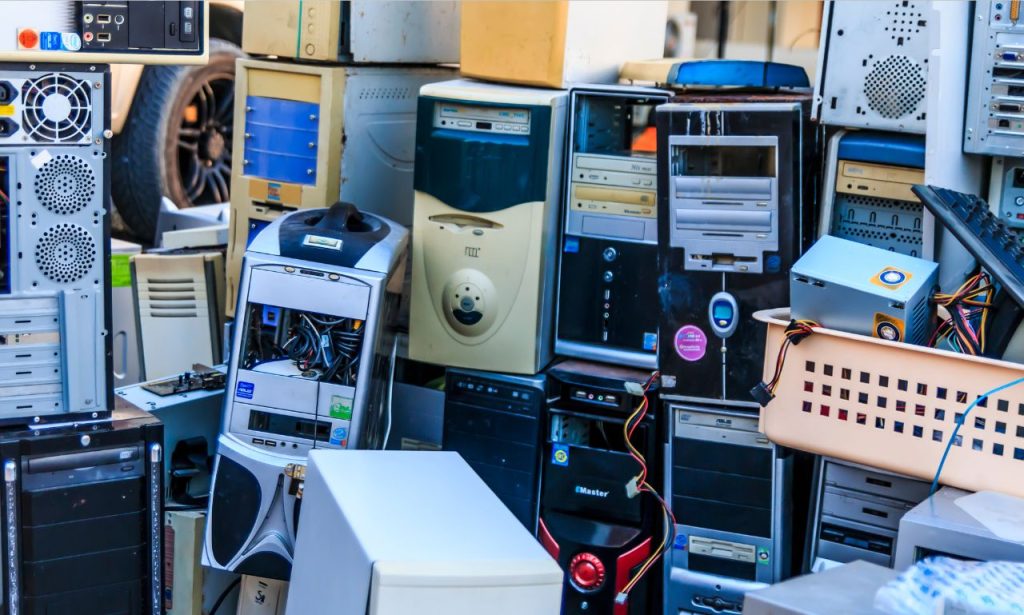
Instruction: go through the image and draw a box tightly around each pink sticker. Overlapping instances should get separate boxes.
[674,325,708,362]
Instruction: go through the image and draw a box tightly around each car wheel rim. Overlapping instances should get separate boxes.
[172,68,234,206]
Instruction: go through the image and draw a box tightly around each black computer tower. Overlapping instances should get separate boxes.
[443,369,547,531]
[538,360,661,615]
[0,409,163,615]
[656,95,816,407]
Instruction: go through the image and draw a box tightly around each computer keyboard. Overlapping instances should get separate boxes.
[913,185,1024,306]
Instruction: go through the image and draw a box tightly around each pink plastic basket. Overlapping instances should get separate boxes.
[755,308,1024,498]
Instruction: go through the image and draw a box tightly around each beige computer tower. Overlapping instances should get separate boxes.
[242,0,459,64]
[409,80,566,375]
[132,252,225,381]
[225,58,454,316]
[460,1,667,88]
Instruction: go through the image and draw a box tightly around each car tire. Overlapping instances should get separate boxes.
[112,38,244,242]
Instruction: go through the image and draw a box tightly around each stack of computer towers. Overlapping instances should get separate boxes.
[224,0,460,316]
[655,61,816,614]
[412,6,670,614]
[0,3,211,613]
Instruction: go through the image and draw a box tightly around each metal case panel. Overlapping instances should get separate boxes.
[965,1,1024,155]
[0,64,110,425]
[814,0,932,133]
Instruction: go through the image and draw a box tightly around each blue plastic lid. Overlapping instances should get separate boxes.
[837,131,926,169]
[666,60,810,90]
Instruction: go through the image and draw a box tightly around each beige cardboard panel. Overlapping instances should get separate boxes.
[460,1,568,88]
[243,0,341,62]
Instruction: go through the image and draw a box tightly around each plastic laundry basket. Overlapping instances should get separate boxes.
[755,308,1024,498]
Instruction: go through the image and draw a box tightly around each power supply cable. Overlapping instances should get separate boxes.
[750,319,818,406]
[930,375,1024,495]
[617,371,676,605]
[930,272,993,355]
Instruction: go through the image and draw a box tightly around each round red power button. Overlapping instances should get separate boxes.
[569,552,606,590]
[18,29,39,50]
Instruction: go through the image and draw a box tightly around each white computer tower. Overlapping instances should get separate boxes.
[205,204,407,580]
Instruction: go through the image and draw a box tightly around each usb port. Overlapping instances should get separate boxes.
[96,32,111,42]
[96,14,111,24]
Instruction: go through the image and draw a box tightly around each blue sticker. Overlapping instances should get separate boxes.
[642,332,658,351]
[673,534,688,550]
[329,426,348,446]
[563,237,580,253]
[39,32,80,51]
[235,381,255,400]
[552,443,569,466]
[766,254,781,273]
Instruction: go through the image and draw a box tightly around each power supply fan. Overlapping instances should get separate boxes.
[35,223,97,284]
[34,154,97,215]
[21,73,93,143]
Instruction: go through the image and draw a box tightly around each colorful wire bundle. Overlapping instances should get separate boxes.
[763,319,819,397]
[929,272,993,355]
[618,371,676,602]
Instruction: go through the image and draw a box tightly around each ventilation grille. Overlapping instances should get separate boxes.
[357,86,414,101]
[142,278,200,318]
[863,55,926,120]
[34,224,96,284]
[908,295,931,346]
[883,1,926,45]
[21,73,93,143]
[832,193,924,256]
[34,155,96,215]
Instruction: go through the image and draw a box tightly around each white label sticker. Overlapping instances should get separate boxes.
[31,150,53,169]
[302,234,342,250]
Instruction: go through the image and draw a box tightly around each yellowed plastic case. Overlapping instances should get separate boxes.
[225,58,347,317]
[756,308,1024,498]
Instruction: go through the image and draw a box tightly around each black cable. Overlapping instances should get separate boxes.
[209,576,241,615]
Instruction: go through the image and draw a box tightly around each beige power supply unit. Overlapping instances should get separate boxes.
[242,0,459,64]
[225,58,453,316]
[131,252,225,381]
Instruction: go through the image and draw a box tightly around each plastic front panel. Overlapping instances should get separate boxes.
[656,100,812,405]
[242,96,320,186]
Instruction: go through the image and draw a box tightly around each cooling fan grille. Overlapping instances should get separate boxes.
[35,223,96,284]
[22,73,93,143]
[34,155,96,215]
[863,55,926,120]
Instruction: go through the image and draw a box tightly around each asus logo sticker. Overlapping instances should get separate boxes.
[575,486,609,498]
[464,246,480,258]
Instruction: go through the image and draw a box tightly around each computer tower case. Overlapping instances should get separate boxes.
[656,96,814,408]
[664,403,793,615]
[555,85,669,369]
[807,457,929,571]
[443,369,546,532]
[409,79,567,375]
[538,360,661,615]
[0,64,112,426]
[205,203,407,580]
[0,409,163,615]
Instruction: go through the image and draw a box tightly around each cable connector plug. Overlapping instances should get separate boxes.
[750,381,775,407]
[624,381,645,396]
[625,476,641,499]
[614,592,629,605]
